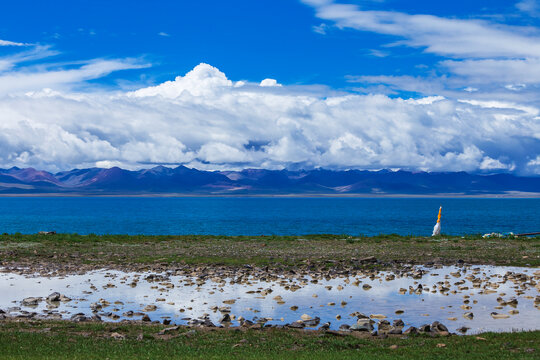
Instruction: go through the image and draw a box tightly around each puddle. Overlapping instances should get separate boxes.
[1,265,538,334]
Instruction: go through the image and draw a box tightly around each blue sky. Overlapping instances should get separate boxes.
[1,0,540,174]
[2,0,537,89]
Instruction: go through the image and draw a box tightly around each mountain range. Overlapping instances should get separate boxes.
[0,166,539,196]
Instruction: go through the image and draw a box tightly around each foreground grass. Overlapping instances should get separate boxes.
[0,233,539,268]
[0,321,538,360]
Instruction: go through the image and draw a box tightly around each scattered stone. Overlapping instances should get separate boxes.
[110,332,125,340]
[46,292,61,302]
[319,322,331,330]
[287,321,305,329]
[143,305,157,312]
[463,312,474,319]
[490,312,510,319]
[431,321,448,333]
[303,317,320,327]
[70,313,88,322]
[350,318,374,332]
[21,297,41,306]
[403,326,418,335]
[158,326,180,335]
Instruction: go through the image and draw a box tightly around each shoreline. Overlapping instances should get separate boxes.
[1,233,538,271]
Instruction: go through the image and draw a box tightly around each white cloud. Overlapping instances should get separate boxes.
[259,78,282,87]
[312,23,330,34]
[0,63,538,174]
[516,0,540,16]
[303,1,540,58]
[158,32,170,37]
[0,58,149,95]
[304,0,540,106]
[0,39,27,46]
[479,157,515,171]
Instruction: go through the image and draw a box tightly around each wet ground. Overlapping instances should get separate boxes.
[1,265,538,334]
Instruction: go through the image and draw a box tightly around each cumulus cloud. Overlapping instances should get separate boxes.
[259,78,282,87]
[0,62,539,174]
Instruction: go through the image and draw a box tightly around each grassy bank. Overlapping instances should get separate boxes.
[0,233,538,268]
[0,320,537,360]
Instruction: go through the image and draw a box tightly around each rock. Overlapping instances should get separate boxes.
[431,321,448,333]
[319,322,331,331]
[301,314,312,321]
[377,320,391,332]
[141,314,151,322]
[223,299,236,304]
[110,332,125,340]
[463,312,474,319]
[490,312,510,319]
[220,314,231,323]
[370,314,386,319]
[143,305,157,312]
[70,313,88,322]
[338,324,350,331]
[203,319,216,327]
[393,319,404,328]
[288,321,305,329]
[290,306,298,311]
[403,326,418,335]
[163,319,171,325]
[303,317,320,327]
[457,326,469,334]
[46,292,61,302]
[418,324,431,333]
[21,297,41,306]
[158,326,180,335]
[351,318,374,332]
[355,313,369,319]
[240,319,253,327]
[59,294,71,302]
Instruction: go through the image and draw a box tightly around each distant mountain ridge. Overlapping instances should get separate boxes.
[0,166,539,195]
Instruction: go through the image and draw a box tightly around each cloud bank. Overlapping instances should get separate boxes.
[0,57,538,174]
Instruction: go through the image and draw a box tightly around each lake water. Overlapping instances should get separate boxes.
[2,265,538,334]
[0,197,538,236]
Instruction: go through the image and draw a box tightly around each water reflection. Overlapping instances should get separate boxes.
[1,265,538,334]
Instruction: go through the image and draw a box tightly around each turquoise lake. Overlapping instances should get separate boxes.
[0,197,538,236]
